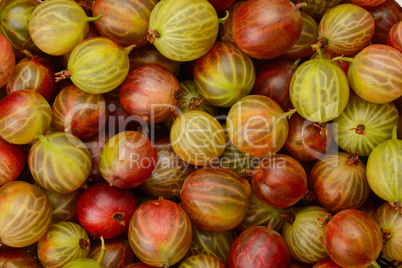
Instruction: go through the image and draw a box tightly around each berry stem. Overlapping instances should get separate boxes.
[109,177,117,187]
[290,58,301,71]
[294,2,307,10]
[124,44,136,55]
[218,11,229,24]
[22,50,34,61]
[332,56,354,64]
[22,38,33,48]
[96,236,106,264]
[282,109,297,119]
[313,37,328,53]
[391,125,398,140]
[55,70,73,82]
[311,44,323,59]
[87,13,102,22]
[147,30,160,43]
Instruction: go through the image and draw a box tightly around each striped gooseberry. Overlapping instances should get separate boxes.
[251,154,308,208]
[99,131,157,189]
[42,187,83,224]
[334,44,402,104]
[0,181,52,248]
[56,37,135,94]
[324,209,383,267]
[0,32,14,88]
[170,110,226,166]
[374,202,402,261]
[180,167,251,231]
[236,190,285,233]
[6,51,56,102]
[0,137,25,186]
[226,95,294,158]
[0,90,52,144]
[316,3,375,55]
[233,0,304,60]
[37,222,90,267]
[178,80,219,116]
[140,138,195,199]
[93,0,157,47]
[0,0,41,56]
[119,64,182,124]
[28,132,92,194]
[387,21,402,52]
[332,93,399,157]
[366,126,402,210]
[147,0,221,62]
[52,84,108,139]
[187,224,236,264]
[193,41,255,107]
[309,151,370,213]
[29,0,101,56]
[282,12,318,60]
[128,198,192,267]
[282,206,330,263]
[289,48,349,123]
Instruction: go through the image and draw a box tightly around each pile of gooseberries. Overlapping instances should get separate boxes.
[0,0,401,267]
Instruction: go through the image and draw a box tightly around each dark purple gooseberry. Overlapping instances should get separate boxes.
[366,0,402,44]
[250,58,299,112]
